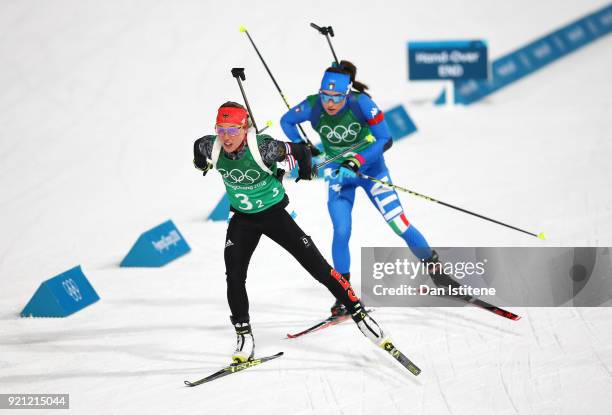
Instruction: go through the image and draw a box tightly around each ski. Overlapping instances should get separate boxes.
[465,296,521,320]
[380,339,421,376]
[433,284,521,321]
[184,352,283,387]
[286,309,375,339]
[286,314,351,339]
[286,314,420,376]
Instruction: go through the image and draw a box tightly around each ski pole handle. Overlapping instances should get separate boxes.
[310,22,322,32]
[310,22,339,64]
[231,67,245,81]
[310,23,334,37]
[231,67,260,133]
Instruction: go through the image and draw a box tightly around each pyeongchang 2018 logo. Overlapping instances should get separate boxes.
[217,168,261,184]
[62,278,82,302]
[318,123,362,143]
[152,230,182,253]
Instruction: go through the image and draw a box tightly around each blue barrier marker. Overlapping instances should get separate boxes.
[21,265,99,318]
[385,105,418,140]
[208,194,231,222]
[120,219,190,267]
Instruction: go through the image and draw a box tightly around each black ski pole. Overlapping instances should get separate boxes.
[231,68,268,134]
[239,25,315,148]
[357,172,545,240]
[310,23,340,65]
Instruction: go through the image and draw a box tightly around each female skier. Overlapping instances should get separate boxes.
[194,101,387,363]
[281,61,446,316]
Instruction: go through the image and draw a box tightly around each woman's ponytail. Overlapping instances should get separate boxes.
[339,60,369,95]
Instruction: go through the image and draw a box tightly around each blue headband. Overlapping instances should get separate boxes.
[320,71,351,94]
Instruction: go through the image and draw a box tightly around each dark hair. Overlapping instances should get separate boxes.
[325,60,370,96]
[219,101,245,110]
[218,101,252,128]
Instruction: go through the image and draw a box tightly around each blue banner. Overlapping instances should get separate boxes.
[408,40,488,80]
[120,219,190,267]
[435,4,612,105]
[21,266,100,317]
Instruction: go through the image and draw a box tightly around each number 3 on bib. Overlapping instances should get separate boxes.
[235,193,267,211]
[232,187,283,213]
[234,193,253,210]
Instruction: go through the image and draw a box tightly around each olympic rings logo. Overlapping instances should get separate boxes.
[62,278,82,302]
[217,168,261,184]
[318,122,362,144]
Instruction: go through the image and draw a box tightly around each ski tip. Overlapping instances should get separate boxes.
[537,232,546,240]
[266,120,273,127]
[239,25,247,32]
[184,381,194,387]
[512,315,522,321]
[286,334,297,339]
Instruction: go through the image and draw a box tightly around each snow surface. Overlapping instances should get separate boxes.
[1,1,611,414]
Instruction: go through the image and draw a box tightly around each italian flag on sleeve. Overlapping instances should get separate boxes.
[389,213,410,235]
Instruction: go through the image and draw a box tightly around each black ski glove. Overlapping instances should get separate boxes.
[286,142,313,180]
[340,157,361,173]
[308,143,322,157]
[193,151,212,176]
[194,139,212,176]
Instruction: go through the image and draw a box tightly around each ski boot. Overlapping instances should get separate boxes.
[424,250,464,295]
[230,317,254,364]
[330,299,349,317]
[352,305,389,347]
[330,273,351,317]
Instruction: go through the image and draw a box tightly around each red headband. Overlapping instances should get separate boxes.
[216,106,248,126]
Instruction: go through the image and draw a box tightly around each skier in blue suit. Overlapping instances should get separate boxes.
[281,61,440,316]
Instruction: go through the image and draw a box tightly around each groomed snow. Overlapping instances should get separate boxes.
[1,1,611,414]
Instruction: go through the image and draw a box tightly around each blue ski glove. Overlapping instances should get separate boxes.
[337,166,356,183]
[336,157,361,183]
